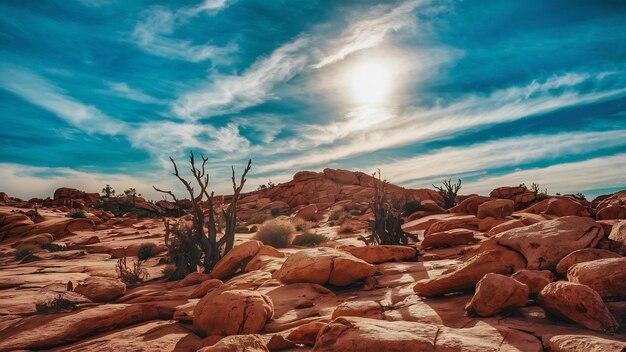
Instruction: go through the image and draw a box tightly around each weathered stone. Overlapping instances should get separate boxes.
[342,245,417,264]
[74,277,126,303]
[549,334,626,352]
[421,229,477,249]
[511,269,553,295]
[199,334,269,352]
[555,248,621,274]
[566,257,626,298]
[477,199,514,219]
[211,240,263,279]
[465,273,528,317]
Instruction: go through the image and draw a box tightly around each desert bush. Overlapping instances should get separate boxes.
[292,217,313,232]
[338,222,355,234]
[250,225,258,232]
[14,244,39,260]
[292,231,328,247]
[245,213,265,225]
[35,293,77,313]
[137,243,158,261]
[42,242,66,252]
[116,256,149,285]
[328,210,343,221]
[67,209,88,218]
[350,209,363,216]
[574,192,587,201]
[254,219,296,248]
[270,207,281,217]
[433,178,462,209]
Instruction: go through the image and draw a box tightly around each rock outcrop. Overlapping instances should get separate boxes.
[566,257,626,298]
[74,277,126,303]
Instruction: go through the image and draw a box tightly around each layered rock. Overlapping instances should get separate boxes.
[489,185,539,210]
[421,229,477,249]
[595,190,626,220]
[566,257,626,298]
[477,199,514,219]
[342,245,417,264]
[608,220,626,254]
[549,334,626,352]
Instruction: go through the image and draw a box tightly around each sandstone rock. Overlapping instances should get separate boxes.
[413,247,526,297]
[538,281,619,332]
[486,219,526,237]
[419,199,445,213]
[287,321,326,346]
[0,304,159,351]
[331,300,384,320]
[296,204,319,221]
[449,196,492,215]
[477,216,509,232]
[425,216,481,235]
[74,277,126,303]
[342,245,417,264]
[484,216,603,270]
[199,334,269,352]
[549,334,626,352]
[595,190,626,220]
[11,233,54,247]
[193,289,273,337]
[555,248,622,274]
[176,272,213,288]
[421,229,477,249]
[566,257,626,298]
[477,199,514,219]
[521,197,590,218]
[490,185,537,209]
[465,273,528,317]
[511,269,553,295]
[187,279,223,299]
[273,248,376,286]
[313,317,541,351]
[53,187,100,205]
[608,220,626,254]
[211,240,263,279]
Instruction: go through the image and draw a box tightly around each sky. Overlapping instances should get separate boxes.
[1,0,625,201]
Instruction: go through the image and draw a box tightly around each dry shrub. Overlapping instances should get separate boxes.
[328,209,343,221]
[14,244,39,261]
[35,293,77,313]
[292,231,328,247]
[116,256,149,285]
[291,217,313,232]
[254,219,296,248]
[137,243,158,261]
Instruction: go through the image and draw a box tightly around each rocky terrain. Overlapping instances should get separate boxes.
[1,168,625,351]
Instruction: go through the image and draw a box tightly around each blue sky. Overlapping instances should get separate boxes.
[1,0,625,200]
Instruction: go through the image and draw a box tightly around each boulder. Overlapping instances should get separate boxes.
[566,257,626,298]
[608,220,626,254]
[595,190,626,220]
[211,240,263,279]
[425,216,481,235]
[490,185,537,209]
[555,248,621,274]
[465,273,528,317]
[187,279,223,299]
[550,334,626,352]
[74,277,126,303]
[413,247,526,297]
[273,248,376,286]
[421,229,477,249]
[313,317,542,352]
[199,334,269,352]
[511,270,553,295]
[295,204,319,221]
[478,217,509,232]
[449,196,492,215]
[486,219,526,237]
[521,197,590,218]
[482,216,603,270]
[342,245,417,264]
[332,300,384,320]
[286,321,326,346]
[193,289,273,337]
[477,199,514,219]
[11,233,54,247]
[538,281,619,332]
[419,200,445,213]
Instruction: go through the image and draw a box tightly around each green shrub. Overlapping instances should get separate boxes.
[250,225,258,232]
[254,219,296,248]
[137,243,158,261]
[67,209,88,218]
[15,244,39,260]
[245,213,265,225]
[292,231,328,247]
[350,209,363,216]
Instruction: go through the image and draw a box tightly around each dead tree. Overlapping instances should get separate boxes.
[361,170,411,246]
[153,152,251,279]
[433,178,462,209]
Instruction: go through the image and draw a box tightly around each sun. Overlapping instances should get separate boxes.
[348,60,393,106]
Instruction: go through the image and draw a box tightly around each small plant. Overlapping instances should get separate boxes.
[137,243,158,261]
[574,192,587,201]
[67,209,88,218]
[35,293,77,313]
[101,184,116,198]
[257,180,276,191]
[116,256,149,285]
[123,188,139,206]
[250,225,258,232]
[254,219,296,248]
[15,244,38,261]
[433,178,462,209]
[245,213,265,225]
[42,242,66,252]
[328,210,343,221]
[292,231,328,247]
[350,209,363,216]
[292,217,313,232]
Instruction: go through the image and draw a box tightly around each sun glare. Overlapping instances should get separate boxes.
[348,60,393,106]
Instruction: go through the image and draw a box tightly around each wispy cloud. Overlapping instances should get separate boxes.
[172,37,311,119]
[101,82,162,104]
[131,1,236,62]
[460,154,626,195]
[0,65,126,135]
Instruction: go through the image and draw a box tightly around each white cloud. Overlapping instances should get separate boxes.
[132,1,236,62]
[102,82,162,104]
[460,154,626,196]
[172,37,311,119]
[0,65,126,135]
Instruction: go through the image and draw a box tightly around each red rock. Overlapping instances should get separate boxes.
[449,196,492,215]
[211,240,263,279]
[286,321,326,346]
[187,279,223,299]
[331,300,384,320]
[490,185,538,209]
[520,196,590,218]
[175,272,213,288]
[413,247,526,297]
[566,258,626,298]
[74,277,126,303]
[193,289,274,337]
[199,334,268,352]
[465,273,528,317]
[538,281,619,332]
[425,216,481,235]
[555,248,621,274]
[295,204,319,221]
[477,199,514,219]
[53,187,100,206]
[483,216,603,270]
[419,200,446,213]
[421,229,477,249]
[342,245,417,264]
[511,269,553,295]
[550,334,626,352]
[595,190,626,220]
[608,220,626,254]
[478,216,509,232]
[273,248,375,286]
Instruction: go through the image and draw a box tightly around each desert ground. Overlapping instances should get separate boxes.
[1,168,625,351]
